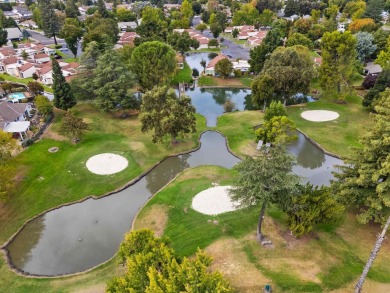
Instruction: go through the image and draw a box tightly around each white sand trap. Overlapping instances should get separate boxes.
[86,153,128,175]
[301,110,339,122]
[192,186,242,215]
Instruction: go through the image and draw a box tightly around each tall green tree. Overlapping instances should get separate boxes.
[35,95,53,119]
[167,31,199,55]
[65,0,80,18]
[136,7,168,41]
[286,33,314,50]
[60,111,89,143]
[261,45,314,105]
[140,86,196,143]
[252,73,275,111]
[71,41,101,101]
[215,58,233,78]
[230,145,301,241]
[93,49,138,112]
[38,0,61,45]
[333,88,390,224]
[83,14,119,51]
[364,0,385,23]
[52,57,76,110]
[107,229,232,293]
[59,18,83,57]
[97,0,109,18]
[131,41,176,91]
[319,31,357,99]
[255,115,297,144]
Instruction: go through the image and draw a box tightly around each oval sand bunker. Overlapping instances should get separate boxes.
[301,110,339,122]
[86,153,128,175]
[192,185,242,215]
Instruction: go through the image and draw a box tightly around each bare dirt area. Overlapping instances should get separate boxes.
[70,284,106,293]
[42,124,67,141]
[133,205,169,237]
[205,237,271,293]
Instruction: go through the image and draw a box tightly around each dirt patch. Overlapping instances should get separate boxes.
[238,140,258,157]
[282,230,312,249]
[133,205,169,237]
[129,141,146,153]
[205,238,271,293]
[42,124,67,141]
[70,284,106,293]
[176,166,231,183]
[330,278,390,293]
[213,77,247,87]
[260,257,321,283]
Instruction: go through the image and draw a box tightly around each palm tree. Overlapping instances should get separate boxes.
[200,59,206,74]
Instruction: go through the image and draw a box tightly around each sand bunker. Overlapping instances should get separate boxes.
[86,153,128,175]
[192,186,242,215]
[301,110,339,122]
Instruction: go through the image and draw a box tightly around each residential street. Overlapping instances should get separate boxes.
[202,30,250,60]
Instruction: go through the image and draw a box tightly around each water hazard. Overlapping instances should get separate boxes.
[4,88,343,276]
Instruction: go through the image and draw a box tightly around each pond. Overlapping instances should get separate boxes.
[186,87,254,127]
[4,87,342,276]
[185,52,213,74]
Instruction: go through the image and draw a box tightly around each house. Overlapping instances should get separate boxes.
[174,29,210,49]
[224,27,233,33]
[118,21,138,31]
[3,11,19,21]
[0,101,32,140]
[19,19,38,29]
[365,62,382,76]
[5,28,23,42]
[0,48,16,59]
[313,57,322,66]
[12,6,32,19]
[247,31,268,46]
[36,61,79,85]
[205,54,228,76]
[232,59,250,72]
[117,32,139,46]
[31,53,51,64]
[43,47,56,55]
[17,62,36,78]
[1,57,19,75]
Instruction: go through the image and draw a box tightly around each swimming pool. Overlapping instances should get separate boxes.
[8,92,26,103]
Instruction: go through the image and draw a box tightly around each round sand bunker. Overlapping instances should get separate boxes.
[301,110,339,122]
[86,153,128,175]
[192,186,242,215]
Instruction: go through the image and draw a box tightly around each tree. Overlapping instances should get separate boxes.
[208,38,219,47]
[167,31,199,55]
[230,145,300,241]
[35,94,53,118]
[262,46,314,105]
[259,9,275,26]
[256,0,282,13]
[97,0,109,18]
[83,15,119,51]
[107,229,232,293]
[232,28,239,38]
[140,86,196,143]
[210,22,222,38]
[286,32,314,50]
[286,184,344,237]
[32,73,39,81]
[136,7,168,41]
[349,18,377,33]
[319,31,357,99]
[59,18,83,57]
[22,29,30,40]
[264,100,287,121]
[116,7,136,22]
[333,88,390,224]
[52,57,76,110]
[38,0,61,45]
[28,81,44,95]
[93,49,138,112]
[60,111,89,143]
[0,27,7,47]
[232,3,260,25]
[252,73,274,111]
[0,130,16,201]
[375,48,390,70]
[195,23,207,33]
[255,115,297,144]
[364,0,385,23]
[362,69,390,107]
[343,0,366,20]
[200,59,206,73]
[71,41,101,101]
[65,0,79,18]
[355,32,377,64]
[131,41,176,91]
[192,1,202,15]
[215,58,233,78]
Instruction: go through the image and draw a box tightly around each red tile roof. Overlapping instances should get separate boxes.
[18,62,35,72]
[206,54,228,69]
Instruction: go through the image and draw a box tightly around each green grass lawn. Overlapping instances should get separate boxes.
[198,75,216,86]
[198,75,253,88]
[134,167,390,292]
[189,47,221,53]
[287,93,371,158]
[0,74,53,93]
[171,62,193,85]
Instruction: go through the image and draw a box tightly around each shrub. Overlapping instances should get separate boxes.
[22,139,34,148]
[362,74,378,89]
[208,52,218,59]
[234,69,242,77]
[264,100,287,121]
